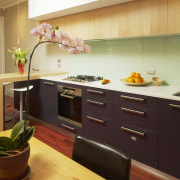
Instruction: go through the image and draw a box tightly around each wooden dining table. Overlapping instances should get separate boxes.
[0,71,68,132]
[0,130,105,180]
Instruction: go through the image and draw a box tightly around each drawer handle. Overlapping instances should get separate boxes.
[121,107,145,116]
[86,99,104,106]
[121,126,145,136]
[43,81,55,86]
[87,115,105,124]
[60,94,74,99]
[61,124,75,132]
[169,104,180,109]
[87,89,104,95]
[120,95,145,102]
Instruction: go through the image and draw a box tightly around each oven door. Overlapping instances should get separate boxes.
[58,92,82,127]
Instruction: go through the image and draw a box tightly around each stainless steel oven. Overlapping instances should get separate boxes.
[58,85,82,127]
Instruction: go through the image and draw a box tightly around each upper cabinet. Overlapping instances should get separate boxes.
[168,0,180,34]
[37,0,180,40]
[28,0,134,21]
[94,0,168,39]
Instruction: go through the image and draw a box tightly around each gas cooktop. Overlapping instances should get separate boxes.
[63,75,103,82]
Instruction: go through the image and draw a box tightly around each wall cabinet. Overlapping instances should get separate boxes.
[82,87,114,145]
[168,0,180,34]
[112,92,158,168]
[39,0,180,40]
[158,98,180,179]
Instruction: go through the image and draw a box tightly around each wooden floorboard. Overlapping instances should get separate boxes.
[4,96,179,180]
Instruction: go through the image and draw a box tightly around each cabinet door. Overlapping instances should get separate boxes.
[40,80,58,125]
[112,124,158,168]
[113,91,158,168]
[168,0,180,34]
[158,99,180,179]
[82,88,113,145]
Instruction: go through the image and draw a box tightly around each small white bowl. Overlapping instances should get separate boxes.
[152,77,163,86]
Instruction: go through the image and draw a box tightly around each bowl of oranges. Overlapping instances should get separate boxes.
[121,72,151,86]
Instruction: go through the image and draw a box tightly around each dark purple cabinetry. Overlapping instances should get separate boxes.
[82,87,114,145]
[158,98,180,179]
[40,80,58,126]
[112,92,158,168]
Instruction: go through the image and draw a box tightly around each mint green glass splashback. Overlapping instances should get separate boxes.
[66,35,180,86]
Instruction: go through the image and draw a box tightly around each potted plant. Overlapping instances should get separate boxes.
[0,120,35,179]
[8,47,29,74]
[0,23,91,179]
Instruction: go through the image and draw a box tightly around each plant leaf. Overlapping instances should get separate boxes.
[10,120,25,141]
[13,126,36,149]
[0,137,14,150]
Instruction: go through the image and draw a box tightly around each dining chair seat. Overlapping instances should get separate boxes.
[72,136,131,180]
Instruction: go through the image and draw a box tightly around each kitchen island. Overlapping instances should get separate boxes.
[0,130,104,180]
[0,71,68,131]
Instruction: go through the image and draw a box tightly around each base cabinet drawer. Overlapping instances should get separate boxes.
[82,115,113,146]
[115,104,157,131]
[57,121,82,135]
[112,124,158,168]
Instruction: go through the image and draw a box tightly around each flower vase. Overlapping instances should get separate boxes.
[18,61,25,74]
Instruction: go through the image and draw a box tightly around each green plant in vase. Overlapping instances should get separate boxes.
[0,23,91,180]
[8,47,29,74]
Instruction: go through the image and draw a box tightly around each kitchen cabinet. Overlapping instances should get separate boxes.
[112,92,158,168]
[41,0,169,40]
[82,87,114,145]
[44,10,95,40]
[158,98,180,179]
[40,80,58,125]
[168,0,180,34]
[14,80,42,119]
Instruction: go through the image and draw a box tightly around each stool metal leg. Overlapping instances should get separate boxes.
[19,91,23,121]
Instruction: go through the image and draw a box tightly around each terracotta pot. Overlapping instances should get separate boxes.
[0,143,30,180]
[18,61,25,74]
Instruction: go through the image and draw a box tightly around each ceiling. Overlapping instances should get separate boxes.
[0,0,27,9]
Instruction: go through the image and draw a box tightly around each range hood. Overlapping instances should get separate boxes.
[29,0,134,21]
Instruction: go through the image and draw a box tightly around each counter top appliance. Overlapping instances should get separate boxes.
[63,75,103,83]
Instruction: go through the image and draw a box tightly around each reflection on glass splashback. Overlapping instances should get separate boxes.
[47,35,180,86]
[81,35,180,86]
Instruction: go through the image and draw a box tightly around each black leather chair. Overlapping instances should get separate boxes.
[72,136,131,180]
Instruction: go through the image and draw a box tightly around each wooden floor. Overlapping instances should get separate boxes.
[3,96,179,180]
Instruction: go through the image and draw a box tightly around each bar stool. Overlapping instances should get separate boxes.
[11,85,33,121]
[3,82,13,122]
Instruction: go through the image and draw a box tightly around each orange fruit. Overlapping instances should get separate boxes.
[102,79,110,84]
[135,73,141,78]
[128,77,135,83]
[140,77,144,83]
[131,72,136,78]
[126,77,131,82]
[134,78,142,83]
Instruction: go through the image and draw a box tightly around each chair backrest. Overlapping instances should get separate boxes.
[72,136,131,180]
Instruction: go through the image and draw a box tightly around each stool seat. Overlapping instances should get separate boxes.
[11,85,33,92]
[11,85,33,121]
